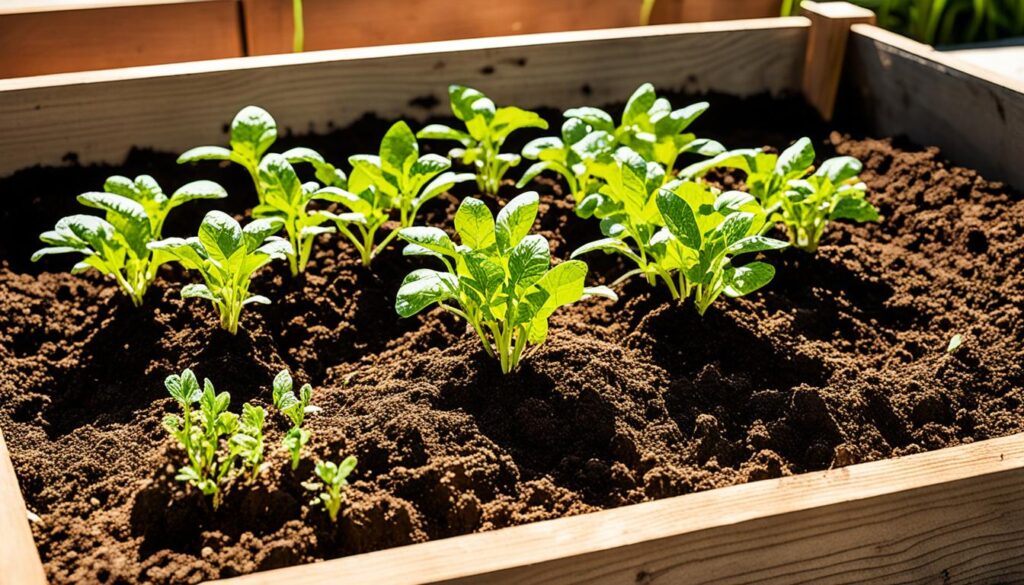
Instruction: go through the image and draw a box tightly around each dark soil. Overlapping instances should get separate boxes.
[1,93,1023,585]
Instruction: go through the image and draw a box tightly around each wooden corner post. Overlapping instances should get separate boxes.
[801,1,875,120]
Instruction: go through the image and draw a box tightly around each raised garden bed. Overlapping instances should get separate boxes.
[0,0,244,79]
[1,5,1023,584]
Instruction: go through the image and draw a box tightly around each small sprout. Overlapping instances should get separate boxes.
[396,192,616,373]
[162,369,264,509]
[149,211,293,334]
[682,137,880,252]
[303,456,358,522]
[179,106,346,205]
[947,334,963,354]
[564,83,724,172]
[33,176,227,306]
[317,121,474,266]
[256,154,336,275]
[272,369,321,470]
[418,85,548,194]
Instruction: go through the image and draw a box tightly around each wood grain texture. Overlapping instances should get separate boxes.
[845,24,1024,191]
[211,433,1024,585]
[0,428,47,585]
[0,19,809,177]
[0,0,244,79]
[800,1,875,120]
[241,0,784,55]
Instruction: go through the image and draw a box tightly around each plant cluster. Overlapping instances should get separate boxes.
[38,83,880,372]
[164,368,355,519]
[163,369,266,509]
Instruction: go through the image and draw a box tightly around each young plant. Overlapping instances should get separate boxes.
[178,106,346,205]
[256,154,336,275]
[163,369,264,508]
[271,369,320,470]
[566,147,670,289]
[395,191,616,373]
[32,176,227,306]
[564,83,724,173]
[517,117,615,206]
[573,178,788,314]
[303,456,358,522]
[417,85,548,194]
[149,211,293,334]
[682,137,879,252]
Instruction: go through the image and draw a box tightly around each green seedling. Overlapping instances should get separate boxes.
[564,83,724,173]
[396,191,616,373]
[149,211,293,334]
[303,456,358,522]
[418,85,548,194]
[33,176,227,306]
[178,106,346,205]
[255,154,336,275]
[272,369,321,470]
[517,117,616,207]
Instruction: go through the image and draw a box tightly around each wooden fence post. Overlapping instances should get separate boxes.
[801,1,875,120]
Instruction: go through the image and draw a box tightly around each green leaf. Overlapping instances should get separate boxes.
[508,234,550,292]
[242,217,285,252]
[181,283,218,302]
[715,212,755,246]
[259,153,303,206]
[381,121,418,173]
[449,85,490,121]
[454,197,496,250]
[656,189,701,249]
[728,235,790,255]
[815,156,862,183]
[622,83,657,125]
[723,262,776,297]
[56,214,118,252]
[563,107,615,133]
[416,124,471,145]
[273,369,293,407]
[462,252,504,304]
[178,146,232,164]
[396,269,459,317]
[169,180,229,207]
[775,137,814,176]
[495,191,539,252]
[534,260,587,313]
[199,210,243,262]
[831,195,880,222]
[230,106,278,161]
[76,192,152,257]
[166,369,202,405]
[570,237,643,265]
[398,226,456,257]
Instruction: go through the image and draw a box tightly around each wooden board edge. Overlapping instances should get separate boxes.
[207,433,1024,585]
[0,17,810,90]
[0,0,232,17]
[849,23,1024,94]
[0,427,48,585]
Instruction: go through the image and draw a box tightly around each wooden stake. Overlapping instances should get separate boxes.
[801,1,875,120]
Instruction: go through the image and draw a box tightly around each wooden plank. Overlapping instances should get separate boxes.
[0,0,244,79]
[0,428,47,585]
[946,45,1024,83]
[212,433,1024,584]
[800,1,875,120]
[241,0,784,56]
[844,24,1024,190]
[0,18,810,177]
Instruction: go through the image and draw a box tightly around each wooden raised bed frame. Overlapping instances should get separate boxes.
[1,3,1023,583]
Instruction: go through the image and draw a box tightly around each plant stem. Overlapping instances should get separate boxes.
[292,0,305,53]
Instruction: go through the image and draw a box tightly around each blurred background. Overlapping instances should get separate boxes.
[1,0,1021,79]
